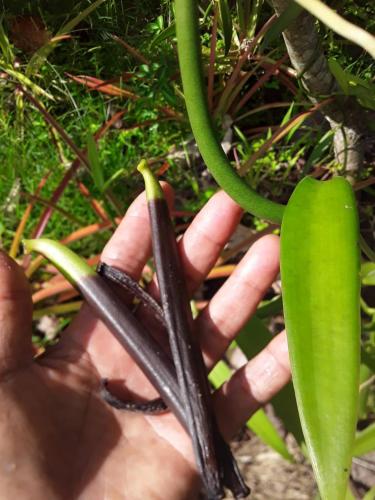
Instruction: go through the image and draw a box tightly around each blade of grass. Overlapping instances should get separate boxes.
[112,35,150,65]
[247,410,293,462]
[21,192,84,227]
[28,106,124,240]
[232,54,288,114]
[0,19,14,64]
[3,67,54,100]
[33,301,83,320]
[215,14,277,116]
[32,279,75,304]
[239,98,333,175]
[77,181,111,222]
[218,0,233,56]
[207,265,236,279]
[353,422,375,457]
[87,132,104,192]
[259,2,303,52]
[23,89,122,215]
[9,172,50,259]
[66,73,138,99]
[26,0,108,76]
[225,61,269,114]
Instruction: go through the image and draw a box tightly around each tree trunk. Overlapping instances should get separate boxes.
[271,0,366,179]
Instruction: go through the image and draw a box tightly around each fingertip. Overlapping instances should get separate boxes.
[250,232,280,257]
[214,331,291,439]
[245,233,280,279]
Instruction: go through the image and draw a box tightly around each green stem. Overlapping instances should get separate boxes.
[23,239,96,283]
[175,0,285,223]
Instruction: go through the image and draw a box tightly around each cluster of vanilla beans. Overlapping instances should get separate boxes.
[25,162,250,499]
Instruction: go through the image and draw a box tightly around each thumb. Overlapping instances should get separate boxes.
[0,251,33,373]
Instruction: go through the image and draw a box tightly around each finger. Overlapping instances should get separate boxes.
[196,234,280,366]
[213,331,290,440]
[146,190,243,299]
[179,190,243,294]
[101,182,174,277]
[0,252,33,373]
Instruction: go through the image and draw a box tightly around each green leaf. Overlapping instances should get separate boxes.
[260,2,303,52]
[328,59,375,110]
[358,362,373,419]
[150,22,176,48]
[218,0,233,55]
[281,176,360,500]
[236,315,271,359]
[363,485,375,500]
[3,67,54,100]
[87,133,104,192]
[302,130,333,177]
[102,168,125,192]
[353,422,375,457]
[361,262,375,286]
[328,59,351,95]
[236,0,263,39]
[280,102,295,126]
[256,296,283,319]
[272,383,305,446]
[236,0,246,36]
[0,19,14,65]
[209,359,232,387]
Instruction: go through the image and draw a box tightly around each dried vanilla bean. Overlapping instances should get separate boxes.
[24,239,186,425]
[138,161,249,499]
[97,262,166,328]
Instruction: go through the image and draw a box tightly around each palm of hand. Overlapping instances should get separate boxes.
[0,187,289,499]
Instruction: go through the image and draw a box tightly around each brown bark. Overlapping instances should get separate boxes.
[271,0,367,178]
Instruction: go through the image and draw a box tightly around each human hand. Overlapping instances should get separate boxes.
[0,186,290,499]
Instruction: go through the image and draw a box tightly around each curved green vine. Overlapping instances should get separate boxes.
[175,0,285,223]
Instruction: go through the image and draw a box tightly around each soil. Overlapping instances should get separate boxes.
[224,432,375,499]
[226,432,317,500]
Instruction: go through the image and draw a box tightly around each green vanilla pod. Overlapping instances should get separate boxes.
[137,161,249,499]
[280,177,360,500]
[174,0,285,223]
[23,238,188,427]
